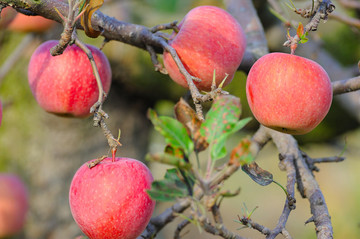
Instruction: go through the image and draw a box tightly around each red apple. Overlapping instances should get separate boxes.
[69,157,155,239]
[0,7,55,32]
[163,5,246,91]
[246,52,332,135]
[28,40,112,117]
[0,173,29,237]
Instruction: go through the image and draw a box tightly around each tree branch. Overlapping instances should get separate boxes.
[332,76,360,95]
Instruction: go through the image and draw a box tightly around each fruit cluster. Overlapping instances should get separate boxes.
[0,4,334,239]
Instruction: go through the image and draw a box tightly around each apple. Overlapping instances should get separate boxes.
[28,40,112,117]
[163,5,246,91]
[246,52,332,135]
[69,157,155,239]
[0,7,17,29]
[0,7,55,32]
[0,173,29,238]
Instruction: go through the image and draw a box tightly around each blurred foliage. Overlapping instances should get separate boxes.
[322,24,360,66]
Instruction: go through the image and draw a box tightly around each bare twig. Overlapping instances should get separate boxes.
[138,198,192,239]
[267,127,334,239]
[239,216,271,236]
[198,214,245,239]
[74,37,120,160]
[150,20,178,33]
[266,154,296,239]
[50,0,83,56]
[283,0,335,54]
[332,76,360,95]
[74,37,106,112]
[173,218,191,239]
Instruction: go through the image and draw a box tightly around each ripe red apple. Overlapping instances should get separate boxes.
[69,157,155,239]
[28,40,112,117]
[0,173,29,237]
[8,13,55,33]
[0,7,55,32]
[246,52,332,135]
[163,5,246,91]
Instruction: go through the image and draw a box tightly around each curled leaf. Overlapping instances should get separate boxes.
[174,98,208,152]
[80,0,104,38]
[296,22,304,38]
[241,162,273,186]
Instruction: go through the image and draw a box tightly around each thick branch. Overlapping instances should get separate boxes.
[332,76,360,95]
[266,127,333,239]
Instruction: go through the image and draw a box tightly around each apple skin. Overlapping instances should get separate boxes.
[246,52,333,135]
[163,5,246,91]
[28,40,112,117]
[0,7,17,29]
[0,174,29,238]
[69,157,155,239]
[0,7,55,32]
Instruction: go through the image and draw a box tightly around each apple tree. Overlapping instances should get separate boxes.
[0,0,359,238]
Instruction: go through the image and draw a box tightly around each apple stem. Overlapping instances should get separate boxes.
[111,148,117,162]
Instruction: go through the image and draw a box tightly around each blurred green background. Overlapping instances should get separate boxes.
[0,0,359,238]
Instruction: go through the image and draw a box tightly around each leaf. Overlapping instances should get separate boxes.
[200,95,250,161]
[299,32,309,44]
[174,98,209,152]
[230,138,254,166]
[147,168,192,201]
[145,152,191,170]
[80,0,104,38]
[148,109,194,156]
[241,162,273,186]
[211,117,251,160]
[296,22,304,38]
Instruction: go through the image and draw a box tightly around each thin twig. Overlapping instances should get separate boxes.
[266,154,296,239]
[239,216,271,236]
[198,214,245,239]
[173,218,191,239]
[283,0,335,54]
[50,0,83,56]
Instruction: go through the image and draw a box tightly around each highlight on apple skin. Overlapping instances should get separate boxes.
[0,173,29,238]
[246,52,333,135]
[163,5,246,91]
[28,40,112,118]
[69,157,155,239]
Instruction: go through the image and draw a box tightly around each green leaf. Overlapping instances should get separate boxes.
[148,109,194,156]
[211,117,252,160]
[200,95,250,161]
[147,168,192,201]
[230,138,254,165]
